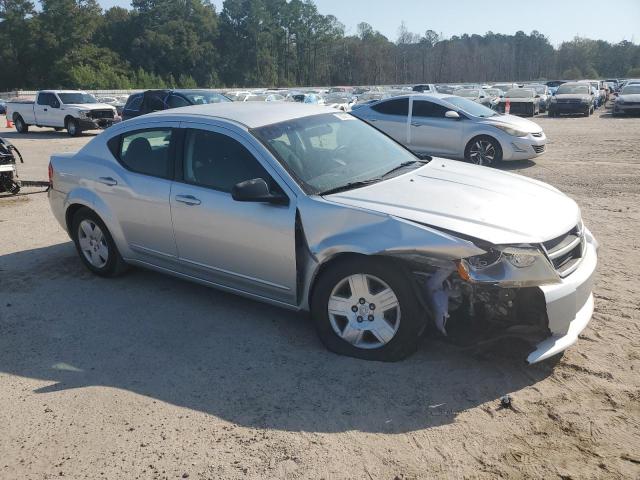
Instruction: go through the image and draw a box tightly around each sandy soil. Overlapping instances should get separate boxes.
[1,108,639,479]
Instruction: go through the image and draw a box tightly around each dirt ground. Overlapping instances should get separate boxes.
[1,107,639,480]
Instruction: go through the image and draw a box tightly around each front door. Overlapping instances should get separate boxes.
[409,98,463,156]
[170,124,298,305]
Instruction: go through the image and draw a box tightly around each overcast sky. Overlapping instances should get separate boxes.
[99,0,640,46]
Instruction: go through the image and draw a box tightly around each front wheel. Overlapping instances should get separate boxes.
[465,136,503,166]
[66,117,81,137]
[71,208,127,277]
[311,257,424,361]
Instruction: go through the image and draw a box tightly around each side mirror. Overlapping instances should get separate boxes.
[445,110,460,119]
[51,102,60,108]
[479,95,485,99]
[535,94,540,98]
[232,178,289,205]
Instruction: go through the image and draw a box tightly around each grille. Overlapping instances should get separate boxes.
[543,225,585,277]
[87,109,115,119]
[557,98,581,104]
[532,144,546,153]
[506,103,532,114]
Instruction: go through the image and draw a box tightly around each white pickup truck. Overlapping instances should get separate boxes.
[7,90,119,137]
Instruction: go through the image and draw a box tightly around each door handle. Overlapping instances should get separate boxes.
[175,194,201,206]
[97,176,117,186]
[44,108,48,111]
[411,122,422,127]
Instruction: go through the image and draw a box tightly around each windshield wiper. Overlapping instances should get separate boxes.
[319,178,383,195]
[381,160,425,179]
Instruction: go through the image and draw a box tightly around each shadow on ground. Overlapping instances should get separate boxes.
[0,130,98,140]
[496,159,536,171]
[0,243,557,434]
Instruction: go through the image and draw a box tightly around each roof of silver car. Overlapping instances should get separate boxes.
[145,102,340,129]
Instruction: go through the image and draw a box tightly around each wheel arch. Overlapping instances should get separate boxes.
[63,189,130,257]
[464,133,504,161]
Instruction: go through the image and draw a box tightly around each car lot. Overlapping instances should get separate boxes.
[1,111,639,479]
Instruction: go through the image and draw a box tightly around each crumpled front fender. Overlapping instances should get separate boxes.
[297,196,485,310]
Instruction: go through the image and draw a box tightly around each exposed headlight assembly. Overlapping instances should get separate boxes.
[457,245,560,287]
[78,110,90,118]
[492,124,529,137]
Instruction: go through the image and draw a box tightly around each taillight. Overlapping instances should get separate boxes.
[48,162,54,187]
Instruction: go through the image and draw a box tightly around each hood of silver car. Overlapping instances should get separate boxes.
[483,114,542,133]
[325,159,580,245]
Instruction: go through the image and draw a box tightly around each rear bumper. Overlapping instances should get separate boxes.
[48,187,68,233]
[527,229,598,363]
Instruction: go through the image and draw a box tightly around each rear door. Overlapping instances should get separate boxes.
[409,98,463,156]
[170,123,298,304]
[364,98,410,144]
[97,122,180,262]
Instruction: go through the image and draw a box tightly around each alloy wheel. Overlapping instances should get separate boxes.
[469,139,496,166]
[328,273,401,349]
[77,219,109,268]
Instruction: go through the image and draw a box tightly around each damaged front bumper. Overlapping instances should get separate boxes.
[527,229,598,363]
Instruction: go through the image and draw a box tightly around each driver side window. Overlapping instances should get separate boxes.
[183,129,274,193]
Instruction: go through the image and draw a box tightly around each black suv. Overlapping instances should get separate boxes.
[122,89,231,121]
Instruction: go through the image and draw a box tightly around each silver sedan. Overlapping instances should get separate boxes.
[48,103,596,363]
[350,93,547,166]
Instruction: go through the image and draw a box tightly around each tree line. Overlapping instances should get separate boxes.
[1,0,639,91]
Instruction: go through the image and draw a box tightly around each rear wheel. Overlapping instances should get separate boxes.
[14,115,28,133]
[71,208,127,277]
[465,136,503,166]
[311,257,424,361]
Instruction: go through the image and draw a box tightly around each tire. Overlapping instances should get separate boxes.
[71,207,127,277]
[311,256,424,362]
[66,117,81,137]
[464,135,503,166]
[14,115,29,133]
[584,106,591,117]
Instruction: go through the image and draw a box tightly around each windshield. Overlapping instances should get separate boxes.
[622,85,640,95]
[252,113,421,194]
[506,88,534,98]
[556,84,589,95]
[58,93,98,104]
[443,96,498,117]
[457,89,479,97]
[181,90,230,104]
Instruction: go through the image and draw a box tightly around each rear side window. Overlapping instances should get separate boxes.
[119,129,173,179]
[124,94,143,111]
[412,100,450,118]
[183,129,270,193]
[371,98,409,116]
[167,94,190,108]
